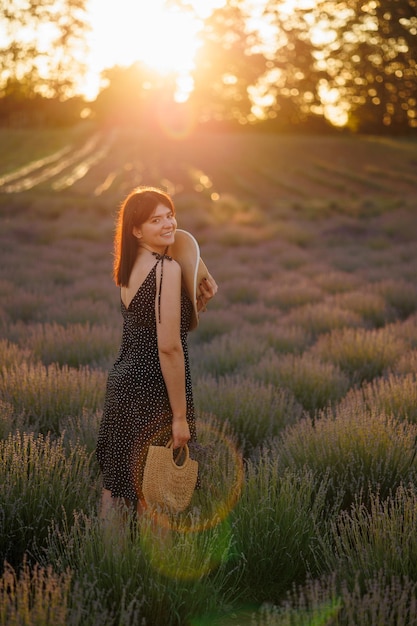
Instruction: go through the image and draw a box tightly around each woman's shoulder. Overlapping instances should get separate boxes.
[156,255,182,291]
[163,256,181,276]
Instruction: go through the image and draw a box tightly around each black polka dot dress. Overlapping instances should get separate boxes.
[96,256,196,502]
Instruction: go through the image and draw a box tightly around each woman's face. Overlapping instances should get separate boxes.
[137,203,177,252]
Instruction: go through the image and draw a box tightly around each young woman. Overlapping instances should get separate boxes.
[96,186,217,519]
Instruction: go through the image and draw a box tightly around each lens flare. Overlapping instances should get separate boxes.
[138,419,244,580]
[156,100,197,140]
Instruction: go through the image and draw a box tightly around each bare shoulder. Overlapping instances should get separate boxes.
[163,257,181,279]
[156,257,182,294]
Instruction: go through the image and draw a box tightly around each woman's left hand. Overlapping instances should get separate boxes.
[172,417,190,449]
[197,274,218,312]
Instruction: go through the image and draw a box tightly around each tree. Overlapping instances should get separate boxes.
[92,63,179,130]
[42,0,90,98]
[316,0,417,132]
[0,0,90,100]
[189,0,269,126]
[189,0,325,130]
[259,0,325,127]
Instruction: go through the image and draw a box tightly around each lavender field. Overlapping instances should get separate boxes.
[1,125,417,625]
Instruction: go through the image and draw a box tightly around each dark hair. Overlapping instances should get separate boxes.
[113,186,175,286]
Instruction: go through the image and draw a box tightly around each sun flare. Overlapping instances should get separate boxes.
[85,0,209,100]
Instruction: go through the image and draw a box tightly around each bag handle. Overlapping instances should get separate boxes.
[166,439,190,468]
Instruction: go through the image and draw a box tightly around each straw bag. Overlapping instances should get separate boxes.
[142,440,198,513]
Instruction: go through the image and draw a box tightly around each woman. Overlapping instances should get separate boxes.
[96,186,217,519]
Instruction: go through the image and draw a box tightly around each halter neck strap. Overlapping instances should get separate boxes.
[152,251,172,323]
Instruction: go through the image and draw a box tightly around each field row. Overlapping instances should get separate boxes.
[0,129,416,209]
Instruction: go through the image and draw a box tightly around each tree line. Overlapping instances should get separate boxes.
[0,0,416,133]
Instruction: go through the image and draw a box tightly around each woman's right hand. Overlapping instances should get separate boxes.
[171,417,190,449]
[197,274,218,312]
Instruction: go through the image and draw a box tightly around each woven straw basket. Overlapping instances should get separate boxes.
[142,440,198,512]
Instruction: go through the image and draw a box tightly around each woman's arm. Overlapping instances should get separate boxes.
[155,259,190,448]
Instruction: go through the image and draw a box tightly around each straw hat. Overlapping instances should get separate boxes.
[168,229,210,331]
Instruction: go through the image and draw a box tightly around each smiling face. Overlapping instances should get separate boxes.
[134,203,177,253]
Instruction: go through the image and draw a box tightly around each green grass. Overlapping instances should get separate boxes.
[331,290,389,327]
[193,375,302,454]
[395,348,417,376]
[251,351,350,413]
[43,510,240,626]
[0,339,36,369]
[190,329,269,378]
[21,321,120,368]
[276,404,417,510]
[0,125,91,175]
[0,559,75,626]
[312,327,406,383]
[327,486,417,587]
[338,372,417,424]
[284,302,362,338]
[248,572,417,626]
[264,281,323,311]
[0,362,107,434]
[228,457,329,604]
[256,321,311,353]
[0,431,98,566]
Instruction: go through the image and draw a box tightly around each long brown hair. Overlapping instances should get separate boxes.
[113,186,175,286]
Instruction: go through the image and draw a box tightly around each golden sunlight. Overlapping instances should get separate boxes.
[74,0,349,127]
[83,0,224,101]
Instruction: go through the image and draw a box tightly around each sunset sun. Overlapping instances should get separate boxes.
[84,0,216,100]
